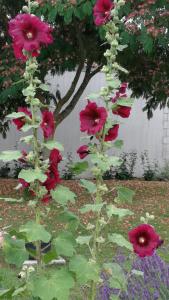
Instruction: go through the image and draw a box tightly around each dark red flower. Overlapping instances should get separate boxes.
[105,124,119,142]
[77,145,89,159]
[43,164,60,191]
[41,110,55,139]
[80,102,107,135]
[49,149,62,165]
[119,82,128,94]
[128,224,160,258]
[9,14,53,60]
[13,107,32,130]
[113,106,131,118]
[41,194,51,204]
[93,0,114,26]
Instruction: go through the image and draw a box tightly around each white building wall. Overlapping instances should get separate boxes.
[0,71,167,177]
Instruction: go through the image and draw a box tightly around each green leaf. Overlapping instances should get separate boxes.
[69,255,99,284]
[71,161,89,174]
[39,83,50,91]
[6,112,26,119]
[51,185,76,205]
[80,179,96,193]
[115,186,135,204]
[76,235,92,245]
[3,236,29,267]
[21,124,39,132]
[82,1,92,15]
[80,203,105,213]
[30,268,74,300]
[104,263,127,290]
[117,97,134,107]
[18,168,47,183]
[114,140,124,149]
[117,44,128,51]
[0,288,14,298]
[107,79,121,89]
[64,7,73,24]
[91,154,121,172]
[108,233,132,251]
[43,140,64,151]
[20,135,33,144]
[12,285,27,297]
[19,221,51,243]
[57,210,79,223]
[43,249,58,264]
[0,151,21,161]
[53,231,76,257]
[107,205,133,219]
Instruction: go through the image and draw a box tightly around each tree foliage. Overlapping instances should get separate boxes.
[0,0,169,136]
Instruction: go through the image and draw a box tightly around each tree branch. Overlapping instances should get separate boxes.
[55,61,85,113]
[55,63,103,126]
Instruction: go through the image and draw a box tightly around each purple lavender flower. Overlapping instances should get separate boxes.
[98,250,169,300]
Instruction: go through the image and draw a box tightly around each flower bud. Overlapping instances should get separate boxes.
[22,6,29,13]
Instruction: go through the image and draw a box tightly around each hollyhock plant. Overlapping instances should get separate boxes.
[9,14,53,60]
[77,145,89,159]
[49,149,62,165]
[80,101,107,135]
[13,107,32,130]
[128,224,161,258]
[93,0,114,26]
[104,124,119,142]
[41,110,55,139]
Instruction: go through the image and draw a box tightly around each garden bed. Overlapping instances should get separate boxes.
[0,179,168,243]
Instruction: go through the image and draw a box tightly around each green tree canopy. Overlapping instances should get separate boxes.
[0,0,169,136]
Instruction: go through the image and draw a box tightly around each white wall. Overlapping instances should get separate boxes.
[0,71,167,177]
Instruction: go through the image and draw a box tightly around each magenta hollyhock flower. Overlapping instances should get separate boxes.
[105,124,119,142]
[93,0,114,26]
[49,149,62,165]
[113,105,131,118]
[12,43,38,60]
[80,102,107,135]
[9,14,53,60]
[13,107,32,130]
[128,224,161,258]
[41,110,55,139]
[77,145,89,159]
[43,164,60,191]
